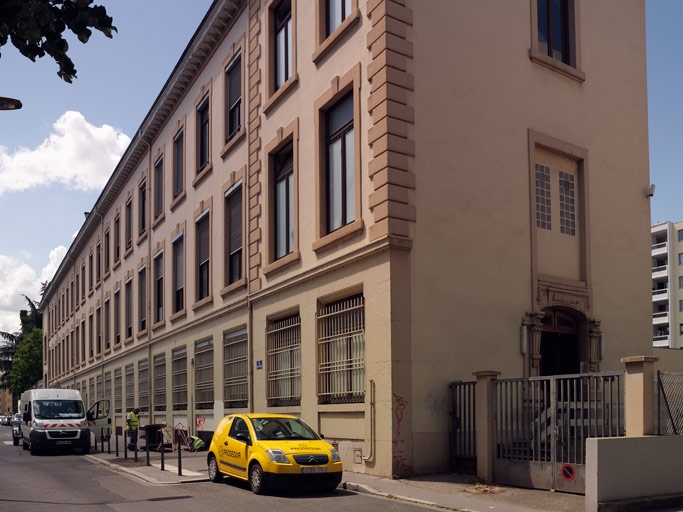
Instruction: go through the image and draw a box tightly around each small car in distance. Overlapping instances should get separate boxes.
[207,413,342,494]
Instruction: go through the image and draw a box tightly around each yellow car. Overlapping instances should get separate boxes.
[207,413,343,494]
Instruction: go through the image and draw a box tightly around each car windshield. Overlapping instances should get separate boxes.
[249,416,320,441]
[33,400,84,419]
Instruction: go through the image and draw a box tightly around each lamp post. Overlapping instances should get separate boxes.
[0,96,22,110]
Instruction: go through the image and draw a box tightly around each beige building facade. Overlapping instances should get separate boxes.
[41,0,652,478]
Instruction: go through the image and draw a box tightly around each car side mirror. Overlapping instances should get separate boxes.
[235,432,251,445]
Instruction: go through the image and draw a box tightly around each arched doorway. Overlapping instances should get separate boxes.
[539,308,581,376]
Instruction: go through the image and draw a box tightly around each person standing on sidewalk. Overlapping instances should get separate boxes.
[126,407,140,451]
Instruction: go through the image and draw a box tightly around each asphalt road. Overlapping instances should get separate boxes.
[0,426,435,512]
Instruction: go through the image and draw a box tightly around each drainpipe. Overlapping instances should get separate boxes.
[362,378,375,462]
[248,297,254,413]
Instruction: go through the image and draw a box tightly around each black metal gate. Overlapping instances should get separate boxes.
[449,381,477,474]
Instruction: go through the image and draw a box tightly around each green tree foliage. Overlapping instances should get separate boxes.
[0,0,116,82]
[0,296,44,399]
[8,328,43,396]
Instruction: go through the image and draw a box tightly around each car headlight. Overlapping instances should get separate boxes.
[33,421,44,431]
[330,448,341,463]
[266,449,290,464]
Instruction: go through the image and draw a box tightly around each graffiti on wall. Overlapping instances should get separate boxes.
[196,414,207,431]
[392,392,414,477]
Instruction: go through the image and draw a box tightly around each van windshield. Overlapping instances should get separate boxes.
[33,400,84,420]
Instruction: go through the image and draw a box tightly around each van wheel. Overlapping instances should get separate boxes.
[29,442,37,456]
[249,463,267,494]
[82,443,90,455]
[208,454,223,482]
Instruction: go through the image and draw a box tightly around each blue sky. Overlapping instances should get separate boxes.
[0,1,677,333]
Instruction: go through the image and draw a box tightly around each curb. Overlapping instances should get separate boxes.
[342,481,442,509]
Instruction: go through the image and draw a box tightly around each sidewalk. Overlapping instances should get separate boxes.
[85,434,586,511]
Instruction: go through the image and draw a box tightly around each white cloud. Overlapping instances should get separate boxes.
[0,111,130,195]
[0,246,66,334]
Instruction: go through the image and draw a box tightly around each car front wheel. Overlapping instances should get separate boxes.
[249,463,267,494]
[208,454,223,483]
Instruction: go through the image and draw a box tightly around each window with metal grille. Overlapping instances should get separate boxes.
[96,374,102,400]
[535,164,551,230]
[559,171,576,236]
[224,328,248,408]
[125,364,134,411]
[267,314,301,406]
[317,294,365,404]
[195,339,214,409]
[172,347,187,410]
[104,371,112,403]
[114,368,122,413]
[88,377,95,407]
[153,353,166,411]
[138,359,149,412]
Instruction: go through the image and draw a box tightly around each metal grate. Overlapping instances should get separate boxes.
[317,294,365,404]
[153,353,166,411]
[657,370,683,435]
[195,339,214,409]
[125,364,134,411]
[138,359,149,412]
[224,328,248,408]
[267,314,301,407]
[172,347,187,410]
[114,368,122,413]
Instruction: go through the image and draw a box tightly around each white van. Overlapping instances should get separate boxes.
[20,388,110,455]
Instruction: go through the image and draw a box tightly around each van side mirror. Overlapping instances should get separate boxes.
[22,412,30,422]
[86,411,94,421]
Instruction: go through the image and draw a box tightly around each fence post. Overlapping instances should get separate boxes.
[621,356,659,436]
[473,370,500,483]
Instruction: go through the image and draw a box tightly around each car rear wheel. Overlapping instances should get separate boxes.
[249,463,267,494]
[208,454,223,482]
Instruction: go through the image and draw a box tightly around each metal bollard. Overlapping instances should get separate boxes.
[146,435,150,466]
[161,443,165,471]
[116,429,119,457]
[107,427,111,454]
[94,429,98,452]
[177,441,182,476]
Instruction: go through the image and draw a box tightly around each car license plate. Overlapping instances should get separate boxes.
[56,441,71,445]
[301,467,327,473]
